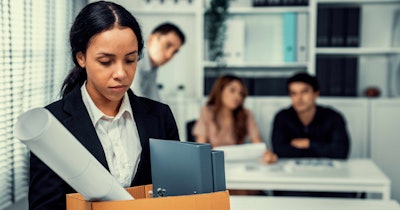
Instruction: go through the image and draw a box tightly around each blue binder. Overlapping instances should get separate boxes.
[283,12,297,62]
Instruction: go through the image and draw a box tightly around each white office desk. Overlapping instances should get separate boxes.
[225,159,391,200]
[230,196,400,210]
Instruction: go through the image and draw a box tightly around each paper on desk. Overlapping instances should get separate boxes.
[283,158,342,173]
[14,108,134,201]
[213,143,266,162]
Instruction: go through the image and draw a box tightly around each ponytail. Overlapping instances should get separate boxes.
[60,66,87,98]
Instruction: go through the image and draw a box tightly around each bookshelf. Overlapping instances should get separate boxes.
[203,1,312,96]
[202,0,400,98]
[315,48,400,55]
[228,6,309,14]
[204,61,308,69]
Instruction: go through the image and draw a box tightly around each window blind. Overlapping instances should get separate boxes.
[0,0,85,209]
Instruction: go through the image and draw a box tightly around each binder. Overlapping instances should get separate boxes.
[242,77,255,96]
[282,0,294,6]
[299,0,308,6]
[317,7,331,47]
[254,77,288,96]
[345,7,361,47]
[343,57,358,96]
[329,57,344,96]
[204,76,217,95]
[330,8,346,47]
[283,12,297,62]
[149,139,214,197]
[246,14,283,63]
[211,150,226,192]
[223,19,245,65]
[316,56,331,96]
[253,0,269,6]
[269,0,280,6]
[296,13,308,62]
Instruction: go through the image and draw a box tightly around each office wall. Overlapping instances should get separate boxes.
[5,198,28,210]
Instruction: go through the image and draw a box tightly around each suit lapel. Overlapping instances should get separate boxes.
[62,87,109,171]
[128,91,157,185]
[129,92,151,149]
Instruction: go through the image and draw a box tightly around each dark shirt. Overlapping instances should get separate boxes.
[271,105,350,159]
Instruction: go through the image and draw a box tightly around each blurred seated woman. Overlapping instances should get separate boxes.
[192,75,277,195]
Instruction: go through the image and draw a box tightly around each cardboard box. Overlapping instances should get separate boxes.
[67,185,230,210]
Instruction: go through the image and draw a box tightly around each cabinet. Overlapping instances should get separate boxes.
[370,99,400,202]
[204,0,400,98]
[204,1,310,96]
[311,0,400,97]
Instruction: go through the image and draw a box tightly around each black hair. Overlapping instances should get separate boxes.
[61,1,144,98]
[151,22,186,45]
[287,72,320,92]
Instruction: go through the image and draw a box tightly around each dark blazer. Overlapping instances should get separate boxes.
[29,86,179,210]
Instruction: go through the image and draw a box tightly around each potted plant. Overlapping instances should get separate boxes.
[204,0,230,64]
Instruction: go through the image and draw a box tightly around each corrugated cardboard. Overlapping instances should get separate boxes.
[66,185,230,210]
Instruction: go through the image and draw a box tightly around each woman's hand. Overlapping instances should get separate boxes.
[262,149,278,164]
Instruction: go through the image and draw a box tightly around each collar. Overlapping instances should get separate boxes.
[80,82,133,127]
[139,49,158,72]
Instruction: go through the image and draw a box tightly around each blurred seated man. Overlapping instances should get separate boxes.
[271,72,354,198]
[272,72,349,159]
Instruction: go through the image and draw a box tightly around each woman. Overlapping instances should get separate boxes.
[192,75,277,163]
[29,2,179,210]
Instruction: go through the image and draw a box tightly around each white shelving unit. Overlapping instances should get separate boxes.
[315,48,400,55]
[204,4,311,64]
[310,0,400,97]
[203,61,308,69]
[228,6,310,14]
[202,0,400,98]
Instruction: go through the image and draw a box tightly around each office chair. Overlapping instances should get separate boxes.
[186,120,197,142]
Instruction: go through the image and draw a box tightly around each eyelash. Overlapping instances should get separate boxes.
[126,60,136,64]
[99,61,112,66]
[99,60,136,66]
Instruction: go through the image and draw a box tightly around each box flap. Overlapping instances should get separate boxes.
[67,185,230,210]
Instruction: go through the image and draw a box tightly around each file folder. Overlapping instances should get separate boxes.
[149,139,213,197]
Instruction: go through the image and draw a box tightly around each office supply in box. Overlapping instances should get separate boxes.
[211,150,226,192]
[150,139,227,197]
[67,184,230,210]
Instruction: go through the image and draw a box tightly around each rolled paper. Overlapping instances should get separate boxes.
[14,107,134,201]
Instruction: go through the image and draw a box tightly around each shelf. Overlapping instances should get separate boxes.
[315,47,400,55]
[317,0,400,4]
[228,6,309,14]
[131,8,199,15]
[203,61,308,69]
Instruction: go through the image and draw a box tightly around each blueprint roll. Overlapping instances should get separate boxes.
[14,107,134,201]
